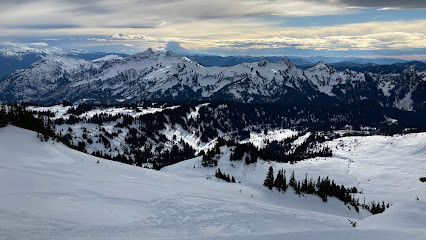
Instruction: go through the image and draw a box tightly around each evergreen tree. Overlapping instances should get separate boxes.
[215,168,223,179]
[301,173,308,193]
[245,156,250,165]
[263,166,274,190]
[274,169,287,192]
[289,170,296,188]
[274,169,283,191]
[282,170,287,192]
[307,177,314,194]
[0,104,7,127]
[296,181,301,195]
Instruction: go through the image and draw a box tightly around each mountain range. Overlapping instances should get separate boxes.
[0,48,425,112]
[0,49,130,79]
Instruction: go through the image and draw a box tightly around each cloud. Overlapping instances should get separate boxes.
[0,0,424,59]
[336,0,426,9]
[71,19,426,57]
[0,0,350,33]
[28,42,49,47]
[159,19,426,50]
[9,24,81,29]
[111,34,152,41]
[0,42,51,52]
[0,0,424,36]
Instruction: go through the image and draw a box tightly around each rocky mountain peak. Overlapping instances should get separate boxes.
[258,58,269,67]
[311,61,336,72]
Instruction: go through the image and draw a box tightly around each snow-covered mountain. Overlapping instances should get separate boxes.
[0,51,47,79]
[0,48,129,79]
[1,49,425,111]
[1,125,426,240]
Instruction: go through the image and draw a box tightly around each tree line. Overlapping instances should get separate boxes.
[263,166,390,215]
[215,168,236,183]
[0,103,55,141]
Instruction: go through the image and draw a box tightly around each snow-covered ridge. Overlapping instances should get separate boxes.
[91,54,124,62]
[305,61,366,96]
[27,104,180,120]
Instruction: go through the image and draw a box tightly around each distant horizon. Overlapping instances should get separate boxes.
[2,44,426,63]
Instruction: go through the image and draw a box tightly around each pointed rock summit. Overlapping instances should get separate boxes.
[258,58,269,67]
[278,57,292,66]
[144,48,159,56]
[312,60,335,72]
[130,48,160,60]
[165,50,179,57]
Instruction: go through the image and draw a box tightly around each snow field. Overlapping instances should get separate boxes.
[1,126,426,239]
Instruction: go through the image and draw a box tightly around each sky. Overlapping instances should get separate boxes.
[0,0,425,59]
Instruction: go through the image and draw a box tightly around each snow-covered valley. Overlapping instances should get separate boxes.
[1,125,426,240]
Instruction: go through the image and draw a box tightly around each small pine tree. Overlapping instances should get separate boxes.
[263,166,274,190]
[245,156,250,165]
[282,170,287,192]
[301,173,308,193]
[289,170,296,188]
[0,105,7,127]
[296,181,301,195]
[215,168,223,179]
[274,169,282,191]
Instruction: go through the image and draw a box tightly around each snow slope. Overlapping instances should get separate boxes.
[1,126,426,240]
[240,129,297,148]
[165,133,426,205]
